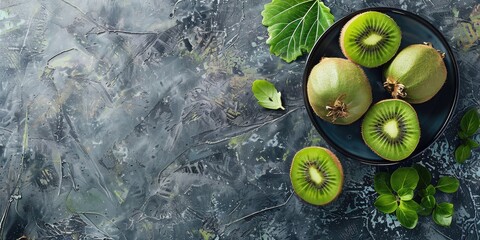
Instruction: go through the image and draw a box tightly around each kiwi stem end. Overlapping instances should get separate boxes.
[325,94,348,122]
[423,42,446,59]
[384,78,407,99]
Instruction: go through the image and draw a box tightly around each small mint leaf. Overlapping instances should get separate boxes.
[418,206,433,216]
[390,167,419,192]
[436,176,460,193]
[460,108,480,136]
[374,172,392,194]
[455,144,471,164]
[396,202,419,229]
[418,189,428,198]
[374,194,398,214]
[426,184,436,195]
[421,195,436,209]
[252,79,285,110]
[466,139,479,149]
[400,199,422,213]
[458,131,468,140]
[433,203,454,227]
[398,188,414,201]
[413,164,432,189]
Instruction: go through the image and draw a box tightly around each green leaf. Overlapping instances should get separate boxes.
[435,203,454,216]
[261,0,335,62]
[460,108,480,136]
[374,194,398,214]
[458,131,469,140]
[413,164,432,189]
[400,199,422,213]
[251,80,285,110]
[466,138,479,148]
[396,202,419,229]
[419,185,435,198]
[390,167,419,193]
[398,188,414,201]
[436,176,460,193]
[374,172,392,194]
[455,144,471,164]
[421,195,436,209]
[433,203,454,227]
[426,184,436,195]
[418,206,433,216]
[418,189,427,198]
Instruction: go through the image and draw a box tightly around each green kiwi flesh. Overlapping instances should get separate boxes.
[384,43,447,104]
[307,57,372,125]
[361,99,420,161]
[340,11,401,68]
[290,147,344,205]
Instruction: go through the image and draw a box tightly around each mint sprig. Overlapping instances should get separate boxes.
[373,165,459,229]
[455,108,479,163]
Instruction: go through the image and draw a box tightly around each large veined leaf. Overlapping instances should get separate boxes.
[261,0,335,62]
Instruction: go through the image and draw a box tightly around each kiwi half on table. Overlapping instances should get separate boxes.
[361,99,420,161]
[340,11,402,68]
[290,147,344,206]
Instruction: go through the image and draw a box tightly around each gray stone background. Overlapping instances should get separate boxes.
[0,0,479,239]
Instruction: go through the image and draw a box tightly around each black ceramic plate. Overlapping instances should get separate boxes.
[303,7,459,165]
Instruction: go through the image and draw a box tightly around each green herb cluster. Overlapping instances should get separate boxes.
[455,108,480,163]
[374,164,459,229]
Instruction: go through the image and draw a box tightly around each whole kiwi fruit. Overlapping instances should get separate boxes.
[307,57,372,125]
[290,147,344,205]
[383,43,447,104]
[340,11,402,68]
[361,99,420,161]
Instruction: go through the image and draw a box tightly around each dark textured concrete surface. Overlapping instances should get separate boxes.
[0,0,479,239]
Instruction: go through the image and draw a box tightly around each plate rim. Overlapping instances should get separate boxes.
[302,7,460,166]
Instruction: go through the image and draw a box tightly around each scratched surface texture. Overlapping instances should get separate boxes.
[0,0,479,239]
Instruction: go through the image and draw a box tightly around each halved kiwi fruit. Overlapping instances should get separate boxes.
[290,147,344,205]
[361,99,420,161]
[340,11,402,68]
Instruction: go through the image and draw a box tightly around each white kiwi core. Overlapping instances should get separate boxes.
[363,33,383,46]
[309,166,323,185]
[383,119,399,138]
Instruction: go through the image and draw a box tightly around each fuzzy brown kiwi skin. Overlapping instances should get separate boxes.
[360,99,421,161]
[289,146,344,205]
